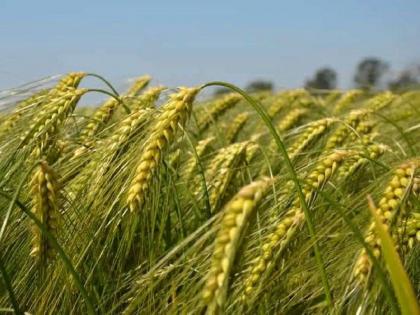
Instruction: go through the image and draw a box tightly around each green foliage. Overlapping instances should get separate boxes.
[245,80,274,93]
[354,57,389,89]
[305,67,337,90]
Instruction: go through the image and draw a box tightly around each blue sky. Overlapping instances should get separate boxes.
[1,0,419,91]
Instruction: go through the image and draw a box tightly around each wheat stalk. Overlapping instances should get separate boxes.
[323,90,342,107]
[79,75,151,143]
[337,143,388,181]
[208,142,248,211]
[225,113,250,144]
[353,159,419,283]
[198,94,242,133]
[128,86,165,110]
[183,136,215,180]
[288,118,333,160]
[107,108,155,153]
[366,91,397,112]
[276,108,308,132]
[22,88,87,154]
[125,75,152,97]
[333,89,363,114]
[267,91,291,119]
[203,178,272,314]
[0,90,49,136]
[242,151,349,300]
[54,72,86,92]
[29,161,61,264]
[127,87,199,212]
[325,109,372,150]
[393,212,420,251]
[245,133,264,164]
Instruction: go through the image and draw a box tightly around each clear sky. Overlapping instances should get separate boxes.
[1,0,419,91]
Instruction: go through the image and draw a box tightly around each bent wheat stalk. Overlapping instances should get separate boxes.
[288,118,334,160]
[198,94,242,133]
[208,142,248,211]
[277,108,307,132]
[324,109,372,150]
[22,88,87,149]
[242,150,349,301]
[183,136,215,181]
[203,178,272,314]
[333,89,363,114]
[79,75,151,143]
[127,87,199,212]
[393,211,420,251]
[353,159,419,283]
[226,112,250,144]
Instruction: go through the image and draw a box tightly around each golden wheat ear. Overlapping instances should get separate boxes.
[203,178,272,314]
[29,161,61,264]
[353,160,419,283]
[127,87,200,213]
[242,150,350,301]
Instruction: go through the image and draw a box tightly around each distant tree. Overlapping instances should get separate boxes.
[245,80,274,93]
[213,87,231,96]
[388,65,420,91]
[305,67,337,90]
[354,57,388,89]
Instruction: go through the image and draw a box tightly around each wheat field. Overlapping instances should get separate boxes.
[0,72,419,314]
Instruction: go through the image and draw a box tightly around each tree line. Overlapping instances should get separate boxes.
[214,57,420,95]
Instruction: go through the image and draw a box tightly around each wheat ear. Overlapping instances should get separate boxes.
[353,159,419,283]
[198,94,242,133]
[242,151,349,300]
[288,118,333,159]
[226,113,250,144]
[209,142,249,211]
[333,89,363,114]
[276,108,308,132]
[79,75,151,142]
[127,87,199,212]
[183,136,215,180]
[393,212,420,251]
[22,88,87,149]
[203,178,272,314]
[29,161,61,264]
[325,109,372,150]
